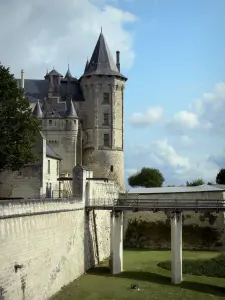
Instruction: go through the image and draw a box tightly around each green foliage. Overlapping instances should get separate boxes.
[158,254,225,278]
[199,212,218,225]
[125,219,222,249]
[0,64,41,172]
[216,169,225,184]
[186,178,205,186]
[128,167,164,188]
[207,181,215,185]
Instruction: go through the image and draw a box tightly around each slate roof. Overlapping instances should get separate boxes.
[67,99,78,118]
[17,78,84,102]
[32,100,43,118]
[65,66,73,79]
[47,68,63,77]
[82,32,127,80]
[46,144,61,160]
[128,185,225,194]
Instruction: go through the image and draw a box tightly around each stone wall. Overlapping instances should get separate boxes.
[0,172,120,300]
[0,165,42,199]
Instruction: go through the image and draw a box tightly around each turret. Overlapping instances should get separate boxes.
[81,31,127,189]
[33,100,43,118]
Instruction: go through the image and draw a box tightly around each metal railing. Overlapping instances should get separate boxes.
[86,198,225,212]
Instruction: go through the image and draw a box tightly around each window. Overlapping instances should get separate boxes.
[110,165,114,172]
[103,93,110,104]
[47,159,50,174]
[49,120,52,126]
[103,113,109,125]
[103,134,110,147]
[57,161,59,175]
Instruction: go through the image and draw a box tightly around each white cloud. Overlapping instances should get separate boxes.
[0,0,137,78]
[168,82,225,135]
[151,139,191,171]
[130,106,164,127]
[167,110,199,133]
[180,135,194,148]
[191,82,225,134]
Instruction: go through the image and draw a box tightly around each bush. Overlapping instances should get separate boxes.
[158,254,225,278]
[124,219,222,249]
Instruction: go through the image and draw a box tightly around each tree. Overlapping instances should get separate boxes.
[186,178,205,186]
[216,169,225,184]
[128,167,165,188]
[0,64,41,172]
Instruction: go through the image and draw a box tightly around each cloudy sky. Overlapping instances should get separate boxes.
[1,0,225,186]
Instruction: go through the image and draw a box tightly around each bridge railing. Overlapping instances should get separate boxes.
[86,197,225,212]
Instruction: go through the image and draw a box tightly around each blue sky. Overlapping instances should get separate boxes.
[121,0,225,186]
[0,0,224,186]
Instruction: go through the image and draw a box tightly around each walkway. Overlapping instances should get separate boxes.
[86,185,225,285]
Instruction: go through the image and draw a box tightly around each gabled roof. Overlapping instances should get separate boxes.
[32,100,43,118]
[82,32,127,80]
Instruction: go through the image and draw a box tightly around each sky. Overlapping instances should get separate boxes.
[0,0,225,187]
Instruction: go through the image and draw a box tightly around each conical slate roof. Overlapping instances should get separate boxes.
[84,59,89,73]
[33,100,43,118]
[82,32,127,80]
[66,99,78,118]
[65,65,73,78]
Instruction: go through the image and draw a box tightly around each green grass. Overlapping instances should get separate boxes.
[158,253,225,278]
[51,250,225,300]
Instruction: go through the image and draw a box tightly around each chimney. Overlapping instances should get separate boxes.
[116,51,120,72]
[21,69,24,89]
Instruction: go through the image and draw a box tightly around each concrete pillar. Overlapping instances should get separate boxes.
[171,212,182,284]
[110,211,123,274]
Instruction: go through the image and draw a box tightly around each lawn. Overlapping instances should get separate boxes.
[50,250,225,300]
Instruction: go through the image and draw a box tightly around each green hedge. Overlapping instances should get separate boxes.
[124,219,222,249]
[158,254,225,278]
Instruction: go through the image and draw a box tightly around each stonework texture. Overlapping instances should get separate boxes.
[0,178,118,300]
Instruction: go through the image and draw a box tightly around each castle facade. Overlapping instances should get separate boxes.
[19,32,127,189]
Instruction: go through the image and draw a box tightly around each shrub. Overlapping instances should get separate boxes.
[158,254,225,278]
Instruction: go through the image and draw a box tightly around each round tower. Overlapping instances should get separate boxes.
[80,32,127,190]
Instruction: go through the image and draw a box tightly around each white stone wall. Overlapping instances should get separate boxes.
[0,199,85,300]
[0,176,119,300]
[42,156,60,198]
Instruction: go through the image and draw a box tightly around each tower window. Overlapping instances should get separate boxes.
[49,120,52,126]
[103,113,110,125]
[103,93,110,104]
[110,165,114,172]
[103,134,110,147]
[47,160,50,174]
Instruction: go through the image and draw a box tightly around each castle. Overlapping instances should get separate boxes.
[20,31,127,191]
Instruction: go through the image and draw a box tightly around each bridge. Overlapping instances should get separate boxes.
[85,184,225,285]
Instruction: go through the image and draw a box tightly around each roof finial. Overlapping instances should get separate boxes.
[101,26,102,34]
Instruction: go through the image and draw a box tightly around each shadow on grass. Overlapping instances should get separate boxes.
[88,266,225,297]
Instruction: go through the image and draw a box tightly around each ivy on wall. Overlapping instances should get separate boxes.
[124,218,223,249]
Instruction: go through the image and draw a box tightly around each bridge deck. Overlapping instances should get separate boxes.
[86,198,225,212]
